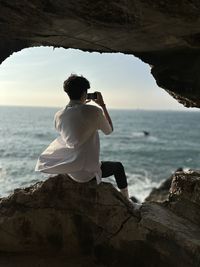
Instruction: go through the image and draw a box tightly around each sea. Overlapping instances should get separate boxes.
[1,106,200,202]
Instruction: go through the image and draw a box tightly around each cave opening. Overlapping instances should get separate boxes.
[0,47,199,202]
[0,46,187,110]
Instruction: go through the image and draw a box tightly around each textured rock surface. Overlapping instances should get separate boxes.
[145,168,183,202]
[169,170,200,225]
[145,176,172,202]
[0,174,200,266]
[1,1,200,107]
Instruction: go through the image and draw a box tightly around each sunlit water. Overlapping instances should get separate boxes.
[1,106,200,201]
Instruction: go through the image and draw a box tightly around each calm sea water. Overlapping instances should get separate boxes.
[0,106,200,201]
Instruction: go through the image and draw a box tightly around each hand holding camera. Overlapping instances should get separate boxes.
[87,91,113,130]
[87,91,105,107]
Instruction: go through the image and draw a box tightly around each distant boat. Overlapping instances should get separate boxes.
[143,131,150,136]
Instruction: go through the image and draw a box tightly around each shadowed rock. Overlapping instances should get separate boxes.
[1,1,200,107]
[145,168,183,202]
[169,170,200,225]
[145,176,172,202]
[0,173,200,266]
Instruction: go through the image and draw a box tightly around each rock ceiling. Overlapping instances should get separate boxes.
[1,0,200,107]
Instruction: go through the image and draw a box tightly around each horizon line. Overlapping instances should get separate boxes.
[0,104,198,112]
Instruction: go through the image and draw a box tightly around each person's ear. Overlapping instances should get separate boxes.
[83,91,87,99]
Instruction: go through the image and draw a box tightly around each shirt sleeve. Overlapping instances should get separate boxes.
[97,108,113,135]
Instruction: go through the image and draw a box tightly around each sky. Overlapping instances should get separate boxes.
[0,46,196,110]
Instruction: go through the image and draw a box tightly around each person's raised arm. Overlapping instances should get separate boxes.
[94,92,113,131]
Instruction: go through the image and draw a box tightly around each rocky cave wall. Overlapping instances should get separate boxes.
[1,0,200,107]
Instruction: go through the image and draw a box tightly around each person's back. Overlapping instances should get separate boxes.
[35,75,112,183]
[35,74,141,210]
[55,103,108,149]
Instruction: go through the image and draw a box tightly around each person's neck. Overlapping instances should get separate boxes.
[68,99,84,106]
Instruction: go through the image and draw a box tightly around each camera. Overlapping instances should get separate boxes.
[87,92,97,100]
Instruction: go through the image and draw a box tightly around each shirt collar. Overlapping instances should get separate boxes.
[67,100,84,107]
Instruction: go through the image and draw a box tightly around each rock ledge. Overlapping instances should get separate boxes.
[0,173,199,266]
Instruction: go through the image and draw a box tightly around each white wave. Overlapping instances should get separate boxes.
[147,136,158,142]
[127,171,160,203]
[0,166,7,182]
[186,158,192,162]
[0,163,2,175]
[131,132,146,138]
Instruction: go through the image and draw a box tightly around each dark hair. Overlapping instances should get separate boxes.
[63,74,90,100]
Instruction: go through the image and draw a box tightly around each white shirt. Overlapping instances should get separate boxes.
[35,100,113,184]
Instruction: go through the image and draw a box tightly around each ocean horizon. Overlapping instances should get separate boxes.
[1,103,199,111]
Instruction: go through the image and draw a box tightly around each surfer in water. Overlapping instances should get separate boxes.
[143,131,150,136]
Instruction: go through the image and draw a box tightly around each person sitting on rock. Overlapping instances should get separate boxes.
[35,74,140,209]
